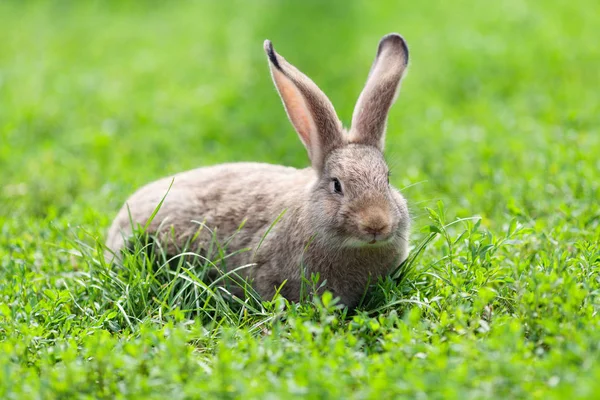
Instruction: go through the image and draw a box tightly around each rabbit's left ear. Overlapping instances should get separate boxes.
[264,40,344,172]
[349,34,409,151]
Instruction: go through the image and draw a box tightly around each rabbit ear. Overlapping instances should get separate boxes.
[349,34,409,151]
[264,40,344,171]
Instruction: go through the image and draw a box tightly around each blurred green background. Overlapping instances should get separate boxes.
[1,1,600,397]
[1,0,597,233]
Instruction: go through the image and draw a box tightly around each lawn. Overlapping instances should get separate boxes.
[1,0,599,398]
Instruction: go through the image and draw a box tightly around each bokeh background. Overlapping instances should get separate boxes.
[1,1,600,397]
[2,0,597,237]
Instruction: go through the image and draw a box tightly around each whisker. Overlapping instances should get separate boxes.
[399,180,428,191]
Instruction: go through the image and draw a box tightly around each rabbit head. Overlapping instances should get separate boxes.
[265,34,410,249]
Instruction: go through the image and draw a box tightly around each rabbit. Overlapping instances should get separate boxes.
[106,33,411,309]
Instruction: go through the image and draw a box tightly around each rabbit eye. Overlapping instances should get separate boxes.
[387,171,391,184]
[332,178,343,195]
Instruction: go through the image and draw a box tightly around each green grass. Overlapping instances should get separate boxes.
[1,0,599,398]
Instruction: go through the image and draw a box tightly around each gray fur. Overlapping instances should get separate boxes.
[349,33,409,150]
[106,34,411,308]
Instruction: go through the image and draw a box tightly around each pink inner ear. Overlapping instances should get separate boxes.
[272,67,317,156]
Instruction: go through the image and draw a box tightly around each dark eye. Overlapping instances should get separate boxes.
[332,178,343,195]
[387,171,391,184]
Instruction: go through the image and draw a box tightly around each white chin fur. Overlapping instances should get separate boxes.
[341,236,396,248]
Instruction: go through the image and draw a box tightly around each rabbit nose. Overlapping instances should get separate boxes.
[363,222,389,236]
[360,209,391,237]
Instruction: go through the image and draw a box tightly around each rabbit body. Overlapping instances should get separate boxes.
[107,153,409,307]
[106,34,412,308]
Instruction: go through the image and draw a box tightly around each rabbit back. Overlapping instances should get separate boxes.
[105,162,314,269]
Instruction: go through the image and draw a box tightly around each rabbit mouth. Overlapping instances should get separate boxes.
[366,235,394,246]
[341,234,396,248]
[363,230,395,245]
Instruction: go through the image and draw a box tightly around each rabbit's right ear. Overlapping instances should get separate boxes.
[264,40,344,172]
[349,34,409,151]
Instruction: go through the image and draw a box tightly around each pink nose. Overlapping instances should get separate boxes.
[363,222,388,236]
[360,209,391,237]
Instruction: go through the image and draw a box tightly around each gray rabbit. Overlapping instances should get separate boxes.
[106,33,411,308]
